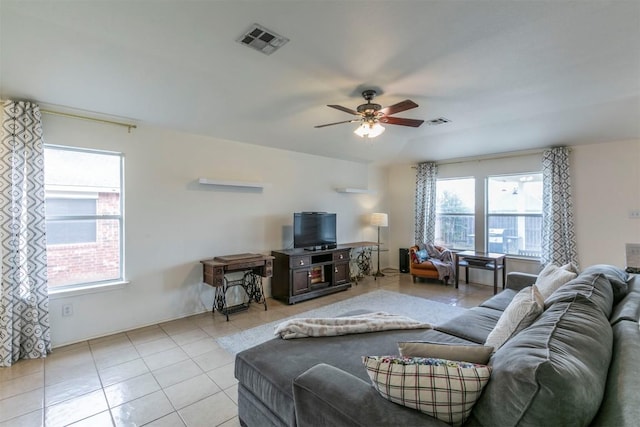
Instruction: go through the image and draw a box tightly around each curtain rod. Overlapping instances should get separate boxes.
[411,148,561,168]
[40,109,137,133]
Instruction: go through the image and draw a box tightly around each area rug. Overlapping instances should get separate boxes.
[216,290,466,355]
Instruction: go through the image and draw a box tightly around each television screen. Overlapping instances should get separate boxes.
[293,212,337,249]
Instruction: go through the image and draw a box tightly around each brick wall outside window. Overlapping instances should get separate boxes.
[47,192,120,288]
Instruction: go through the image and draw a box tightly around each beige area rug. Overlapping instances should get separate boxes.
[216,290,466,354]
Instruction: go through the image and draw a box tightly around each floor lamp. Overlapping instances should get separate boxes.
[371,213,388,279]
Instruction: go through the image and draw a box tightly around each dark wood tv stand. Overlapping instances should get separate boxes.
[271,245,352,304]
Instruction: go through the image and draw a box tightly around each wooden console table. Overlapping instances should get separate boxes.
[200,253,274,320]
[271,245,354,304]
[455,251,506,295]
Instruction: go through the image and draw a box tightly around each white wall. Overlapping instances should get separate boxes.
[386,139,640,280]
[43,115,386,347]
[572,139,640,267]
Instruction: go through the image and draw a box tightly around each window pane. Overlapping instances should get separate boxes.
[487,174,542,214]
[436,178,475,213]
[44,146,123,290]
[487,173,542,256]
[436,214,475,250]
[435,178,475,250]
[46,198,97,216]
[487,215,542,256]
[47,219,121,287]
[45,148,121,215]
[47,218,97,245]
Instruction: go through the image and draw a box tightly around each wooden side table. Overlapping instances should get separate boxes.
[200,253,274,320]
[455,251,506,295]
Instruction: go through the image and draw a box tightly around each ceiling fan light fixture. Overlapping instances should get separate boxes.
[368,122,385,138]
[317,89,420,135]
[353,123,369,137]
[354,122,385,138]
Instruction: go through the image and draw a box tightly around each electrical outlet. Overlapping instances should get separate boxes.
[62,304,73,317]
[630,209,640,219]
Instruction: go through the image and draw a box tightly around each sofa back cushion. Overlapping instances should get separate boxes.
[545,272,615,318]
[609,279,640,325]
[590,320,640,427]
[467,294,613,427]
[580,264,629,303]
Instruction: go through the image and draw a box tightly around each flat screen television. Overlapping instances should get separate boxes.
[293,212,337,250]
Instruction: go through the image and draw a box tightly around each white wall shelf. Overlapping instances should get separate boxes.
[198,178,268,189]
[335,187,376,194]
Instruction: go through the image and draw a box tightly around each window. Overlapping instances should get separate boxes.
[435,178,475,250]
[487,173,542,257]
[46,197,97,244]
[44,146,124,290]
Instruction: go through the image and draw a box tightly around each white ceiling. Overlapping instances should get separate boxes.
[1,0,639,164]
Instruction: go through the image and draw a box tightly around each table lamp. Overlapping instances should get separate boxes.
[371,213,388,279]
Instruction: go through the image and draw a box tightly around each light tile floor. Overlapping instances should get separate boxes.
[0,272,493,427]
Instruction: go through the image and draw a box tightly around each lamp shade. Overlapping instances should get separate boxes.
[371,212,388,227]
[368,122,385,138]
[354,122,386,138]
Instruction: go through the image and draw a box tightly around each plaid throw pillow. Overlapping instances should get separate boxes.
[363,356,491,426]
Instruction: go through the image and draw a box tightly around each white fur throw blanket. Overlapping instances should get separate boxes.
[274,311,432,340]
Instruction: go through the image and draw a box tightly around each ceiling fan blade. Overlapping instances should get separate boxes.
[380,116,424,127]
[327,104,359,115]
[380,99,418,116]
[314,119,358,128]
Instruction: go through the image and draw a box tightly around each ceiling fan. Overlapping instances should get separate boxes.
[315,90,424,138]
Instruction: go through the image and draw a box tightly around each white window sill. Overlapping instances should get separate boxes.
[48,280,130,299]
[505,255,541,263]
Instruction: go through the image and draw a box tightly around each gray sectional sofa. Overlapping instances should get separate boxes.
[235,265,640,426]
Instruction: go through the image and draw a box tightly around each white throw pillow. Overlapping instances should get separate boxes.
[535,263,578,299]
[485,285,544,350]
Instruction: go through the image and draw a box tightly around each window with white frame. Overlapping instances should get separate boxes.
[435,178,475,250]
[44,146,124,290]
[487,173,542,257]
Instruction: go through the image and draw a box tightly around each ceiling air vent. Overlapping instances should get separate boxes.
[426,117,451,126]
[237,23,289,55]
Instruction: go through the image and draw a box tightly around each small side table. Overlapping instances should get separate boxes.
[342,241,378,284]
[200,253,274,320]
[455,251,506,295]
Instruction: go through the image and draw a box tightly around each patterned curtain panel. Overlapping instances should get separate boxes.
[0,100,51,366]
[541,146,579,268]
[414,162,438,244]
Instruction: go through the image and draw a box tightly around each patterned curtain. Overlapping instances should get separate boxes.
[541,146,579,267]
[0,100,51,366]
[414,162,438,244]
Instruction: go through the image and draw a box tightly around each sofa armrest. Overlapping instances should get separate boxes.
[293,363,449,427]
[506,272,538,291]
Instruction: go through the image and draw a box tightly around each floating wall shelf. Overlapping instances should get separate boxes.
[335,187,376,194]
[198,178,268,189]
